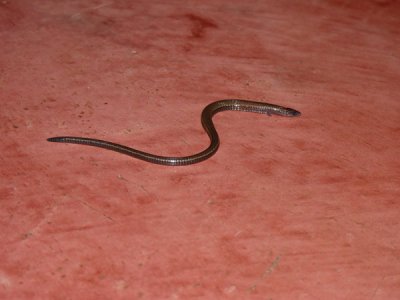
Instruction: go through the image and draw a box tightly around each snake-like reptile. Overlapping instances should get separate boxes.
[47,99,301,166]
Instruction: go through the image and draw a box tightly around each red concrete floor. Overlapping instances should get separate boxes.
[1,0,399,299]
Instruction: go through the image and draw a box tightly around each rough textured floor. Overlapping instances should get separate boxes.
[1,0,400,299]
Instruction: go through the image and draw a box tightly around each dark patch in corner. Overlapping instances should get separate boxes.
[185,13,218,38]
[0,1,25,30]
[372,0,397,6]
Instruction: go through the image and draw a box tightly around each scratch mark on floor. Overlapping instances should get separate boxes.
[139,184,159,202]
[262,255,281,278]
[79,199,115,222]
[71,2,113,19]
[248,255,281,293]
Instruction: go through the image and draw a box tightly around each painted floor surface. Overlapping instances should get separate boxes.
[1,0,400,299]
